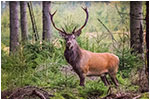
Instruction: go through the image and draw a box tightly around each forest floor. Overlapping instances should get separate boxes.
[1,66,149,99]
[1,86,146,99]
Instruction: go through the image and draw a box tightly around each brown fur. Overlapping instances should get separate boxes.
[80,50,119,76]
[64,42,119,86]
[64,43,83,76]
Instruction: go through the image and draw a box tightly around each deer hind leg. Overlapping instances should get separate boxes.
[109,73,119,86]
[108,65,119,86]
[100,74,111,86]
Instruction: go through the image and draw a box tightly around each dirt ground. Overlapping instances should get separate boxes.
[2,85,145,99]
[2,66,149,99]
[1,86,54,99]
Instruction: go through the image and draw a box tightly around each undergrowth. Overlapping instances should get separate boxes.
[1,17,143,98]
[1,37,142,98]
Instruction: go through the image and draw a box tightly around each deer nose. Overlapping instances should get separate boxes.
[67,42,71,46]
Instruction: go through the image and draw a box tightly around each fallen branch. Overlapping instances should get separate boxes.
[133,94,141,99]
[32,90,46,99]
[2,86,54,99]
[8,89,20,99]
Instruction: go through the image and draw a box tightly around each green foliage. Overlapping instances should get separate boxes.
[116,48,143,78]
[51,93,65,99]
[1,41,65,90]
[23,41,54,68]
[1,6,9,46]
[51,88,80,99]
[78,81,108,98]
[115,32,143,78]
[1,45,33,90]
[1,40,142,98]
[77,32,110,53]
[140,92,149,99]
[116,74,140,92]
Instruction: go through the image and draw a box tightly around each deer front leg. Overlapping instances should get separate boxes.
[79,73,85,86]
[74,68,85,86]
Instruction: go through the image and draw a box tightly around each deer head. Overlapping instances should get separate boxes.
[49,7,89,49]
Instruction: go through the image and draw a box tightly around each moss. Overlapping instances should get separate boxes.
[50,93,65,99]
[140,92,149,99]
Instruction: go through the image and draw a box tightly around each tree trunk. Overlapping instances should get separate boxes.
[42,1,52,41]
[9,1,19,54]
[145,1,149,80]
[20,1,28,42]
[130,1,149,92]
[130,1,144,58]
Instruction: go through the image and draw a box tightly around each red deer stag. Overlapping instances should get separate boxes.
[49,7,119,86]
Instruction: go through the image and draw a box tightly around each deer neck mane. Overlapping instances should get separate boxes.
[64,43,82,67]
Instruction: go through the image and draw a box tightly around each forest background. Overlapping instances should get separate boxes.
[1,1,149,99]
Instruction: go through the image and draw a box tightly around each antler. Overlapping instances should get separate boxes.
[49,7,88,37]
[49,11,66,35]
[73,7,89,36]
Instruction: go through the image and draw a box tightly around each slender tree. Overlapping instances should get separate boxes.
[20,1,28,42]
[145,1,149,79]
[42,1,52,41]
[9,1,19,53]
[130,1,144,58]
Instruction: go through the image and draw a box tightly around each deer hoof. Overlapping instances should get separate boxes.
[79,83,85,86]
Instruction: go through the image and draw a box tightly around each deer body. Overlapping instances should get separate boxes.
[81,51,119,76]
[64,41,119,86]
[49,7,119,86]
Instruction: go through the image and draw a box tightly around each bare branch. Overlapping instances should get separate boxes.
[97,18,117,42]
[132,94,141,99]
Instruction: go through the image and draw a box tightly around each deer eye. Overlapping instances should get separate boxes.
[65,37,68,41]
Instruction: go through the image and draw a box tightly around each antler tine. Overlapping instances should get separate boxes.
[61,27,67,33]
[72,26,77,33]
[74,7,89,35]
[49,11,66,34]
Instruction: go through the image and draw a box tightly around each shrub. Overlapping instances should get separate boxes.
[1,45,33,90]
[1,41,65,90]
[78,81,108,98]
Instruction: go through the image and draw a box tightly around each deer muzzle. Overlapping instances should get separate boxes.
[66,42,73,49]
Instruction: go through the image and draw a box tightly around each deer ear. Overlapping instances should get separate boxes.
[59,32,65,38]
[59,32,66,38]
[74,30,82,37]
